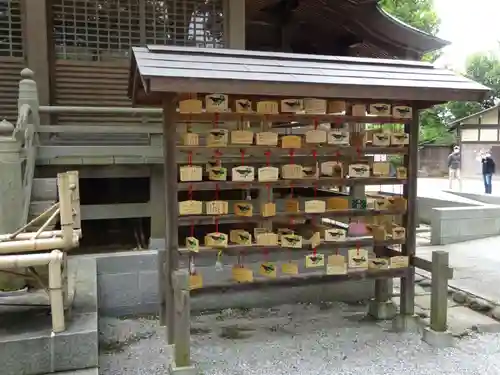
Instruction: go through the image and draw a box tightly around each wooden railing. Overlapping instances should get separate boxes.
[35,105,163,163]
[16,103,38,224]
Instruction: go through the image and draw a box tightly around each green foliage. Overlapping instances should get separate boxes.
[379,0,440,34]
[380,0,499,144]
[439,52,500,135]
[464,52,500,108]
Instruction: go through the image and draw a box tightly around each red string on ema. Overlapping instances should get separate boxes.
[215,180,220,232]
[188,184,193,201]
[289,149,295,197]
[265,150,271,167]
[240,148,246,165]
[314,118,319,130]
[289,148,295,165]
[213,112,220,128]
[187,151,193,166]
[312,150,318,197]
[356,242,360,256]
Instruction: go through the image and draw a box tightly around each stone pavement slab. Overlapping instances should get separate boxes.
[417,236,500,304]
[447,306,500,334]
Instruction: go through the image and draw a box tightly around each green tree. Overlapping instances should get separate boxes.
[380,0,447,142]
[379,0,442,62]
[462,52,500,108]
[379,0,440,35]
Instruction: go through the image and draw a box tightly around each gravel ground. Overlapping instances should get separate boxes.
[99,302,500,375]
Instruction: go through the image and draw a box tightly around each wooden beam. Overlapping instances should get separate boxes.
[172,270,191,367]
[21,0,51,106]
[226,0,245,49]
[37,146,163,159]
[430,251,449,332]
[162,94,179,342]
[191,268,410,295]
[384,247,453,279]
[80,203,149,220]
[457,124,499,129]
[37,125,162,134]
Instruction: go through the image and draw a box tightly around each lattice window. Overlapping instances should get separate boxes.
[52,0,142,61]
[0,0,23,57]
[145,0,224,48]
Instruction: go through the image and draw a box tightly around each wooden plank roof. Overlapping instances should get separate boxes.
[246,0,448,58]
[129,46,490,106]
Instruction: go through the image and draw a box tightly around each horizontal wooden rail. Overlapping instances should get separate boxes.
[81,203,150,220]
[179,208,406,225]
[384,247,454,279]
[37,146,163,159]
[179,177,406,191]
[38,125,163,134]
[180,238,405,256]
[39,105,162,115]
[190,267,410,295]
[38,106,410,125]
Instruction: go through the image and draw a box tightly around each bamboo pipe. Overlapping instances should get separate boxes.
[0,233,79,254]
[48,250,65,333]
[0,249,63,269]
[32,208,60,240]
[57,172,74,244]
[0,230,82,242]
[0,250,66,333]
[6,202,59,240]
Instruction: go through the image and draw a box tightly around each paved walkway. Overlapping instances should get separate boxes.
[367,177,494,201]
[417,236,500,303]
[400,178,500,302]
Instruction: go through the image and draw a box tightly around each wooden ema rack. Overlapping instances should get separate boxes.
[173,96,411,290]
[161,96,418,370]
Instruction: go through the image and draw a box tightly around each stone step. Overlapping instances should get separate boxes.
[28,178,58,230]
[32,178,57,201]
[42,368,98,375]
[28,200,58,230]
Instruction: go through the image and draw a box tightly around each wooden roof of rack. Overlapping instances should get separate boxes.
[129,45,490,106]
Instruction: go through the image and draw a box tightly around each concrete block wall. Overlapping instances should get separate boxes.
[96,250,376,317]
[379,191,479,224]
[97,251,158,316]
[0,257,98,375]
[448,191,500,206]
[417,196,478,224]
[430,206,500,245]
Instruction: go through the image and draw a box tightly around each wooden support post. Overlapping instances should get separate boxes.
[226,0,245,49]
[368,245,396,319]
[0,121,25,291]
[173,269,191,368]
[21,0,51,107]
[400,108,419,316]
[430,251,449,332]
[162,95,179,342]
[150,163,166,249]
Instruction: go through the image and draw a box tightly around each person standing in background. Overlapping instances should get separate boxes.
[481,150,496,194]
[447,145,462,191]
